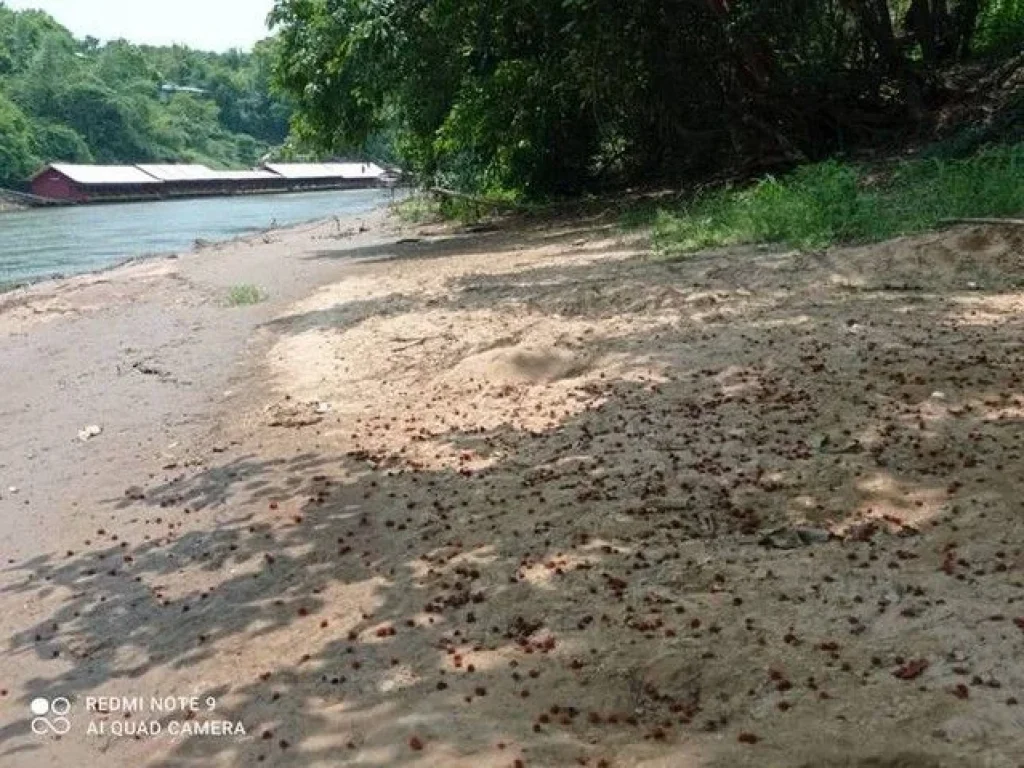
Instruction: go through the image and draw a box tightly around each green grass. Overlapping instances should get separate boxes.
[392,194,442,224]
[619,199,665,230]
[226,284,267,307]
[652,143,1024,255]
[392,187,525,224]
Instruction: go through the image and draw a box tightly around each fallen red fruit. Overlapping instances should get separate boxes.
[893,659,929,680]
[409,735,424,751]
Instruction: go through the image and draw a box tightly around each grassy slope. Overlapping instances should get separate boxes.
[651,143,1024,255]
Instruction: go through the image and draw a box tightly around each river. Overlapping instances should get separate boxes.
[0,188,394,287]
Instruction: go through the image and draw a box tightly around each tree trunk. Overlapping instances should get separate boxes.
[954,0,981,58]
[846,0,925,120]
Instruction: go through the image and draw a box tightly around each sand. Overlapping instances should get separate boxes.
[1,207,1023,768]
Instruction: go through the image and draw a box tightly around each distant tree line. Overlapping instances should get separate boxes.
[270,0,1024,197]
[0,3,294,188]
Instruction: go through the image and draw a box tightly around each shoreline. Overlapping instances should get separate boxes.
[0,200,401,544]
[0,199,392,300]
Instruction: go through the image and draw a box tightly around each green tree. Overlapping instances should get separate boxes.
[0,91,38,185]
[52,79,150,162]
[0,2,294,183]
[270,0,1011,196]
[30,122,93,164]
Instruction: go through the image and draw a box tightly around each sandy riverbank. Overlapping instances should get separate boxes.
[1,206,1023,767]
[0,204,392,545]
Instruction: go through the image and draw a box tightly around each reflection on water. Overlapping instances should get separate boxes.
[0,188,393,285]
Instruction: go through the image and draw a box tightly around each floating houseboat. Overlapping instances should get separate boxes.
[261,163,388,192]
[31,164,165,204]
[27,161,390,205]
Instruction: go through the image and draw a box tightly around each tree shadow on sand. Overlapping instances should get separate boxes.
[3,221,1024,767]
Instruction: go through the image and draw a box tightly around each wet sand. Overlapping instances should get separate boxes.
[0,208,392,557]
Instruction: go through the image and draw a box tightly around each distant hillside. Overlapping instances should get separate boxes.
[0,3,293,188]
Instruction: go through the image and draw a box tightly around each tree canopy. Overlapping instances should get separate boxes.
[271,0,1024,197]
[0,2,293,187]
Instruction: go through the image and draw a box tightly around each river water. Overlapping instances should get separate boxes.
[0,188,393,287]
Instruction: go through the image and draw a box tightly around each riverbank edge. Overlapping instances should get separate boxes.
[0,200,394,299]
[0,199,29,213]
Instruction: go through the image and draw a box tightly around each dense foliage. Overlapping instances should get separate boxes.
[0,3,292,188]
[271,0,1024,198]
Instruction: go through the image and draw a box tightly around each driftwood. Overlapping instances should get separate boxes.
[429,187,524,211]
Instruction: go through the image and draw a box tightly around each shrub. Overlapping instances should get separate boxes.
[653,144,1024,254]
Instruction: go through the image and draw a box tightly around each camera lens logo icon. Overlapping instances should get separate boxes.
[30,697,71,736]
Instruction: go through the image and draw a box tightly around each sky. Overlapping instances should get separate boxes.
[5,0,277,51]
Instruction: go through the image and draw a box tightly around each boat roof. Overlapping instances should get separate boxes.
[206,170,280,181]
[36,162,386,186]
[262,162,386,180]
[135,164,222,182]
[46,164,164,186]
